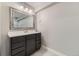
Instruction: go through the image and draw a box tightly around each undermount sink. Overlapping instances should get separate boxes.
[8,30,40,37]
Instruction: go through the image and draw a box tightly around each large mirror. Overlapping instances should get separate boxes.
[10,8,35,30]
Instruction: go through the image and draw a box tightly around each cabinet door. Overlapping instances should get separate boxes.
[25,34,36,56]
[10,36,25,56]
[35,33,41,50]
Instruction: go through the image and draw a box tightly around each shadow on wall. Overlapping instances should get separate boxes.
[41,35,47,46]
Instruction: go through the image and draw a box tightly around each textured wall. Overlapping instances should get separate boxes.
[37,2,79,56]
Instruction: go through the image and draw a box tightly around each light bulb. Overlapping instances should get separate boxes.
[24,8,29,12]
[20,6,24,9]
[28,9,33,14]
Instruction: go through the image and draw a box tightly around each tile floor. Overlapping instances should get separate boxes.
[32,47,57,56]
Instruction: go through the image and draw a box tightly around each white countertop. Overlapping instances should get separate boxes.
[8,31,40,37]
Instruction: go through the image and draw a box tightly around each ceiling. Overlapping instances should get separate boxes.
[26,2,52,11]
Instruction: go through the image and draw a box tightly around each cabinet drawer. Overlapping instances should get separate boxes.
[14,51,25,56]
[12,42,25,49]
[12,47,25,55]
[26,34,35,39]
[11,36,25,43]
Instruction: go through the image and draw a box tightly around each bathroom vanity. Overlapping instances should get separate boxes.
[8,31,41,56]
[8,7,40,56]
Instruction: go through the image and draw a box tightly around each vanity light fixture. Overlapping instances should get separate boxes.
[20,6,34,15]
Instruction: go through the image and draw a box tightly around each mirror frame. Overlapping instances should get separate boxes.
[9,7,35,30]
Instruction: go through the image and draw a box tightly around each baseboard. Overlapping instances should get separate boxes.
[42,45,66,56]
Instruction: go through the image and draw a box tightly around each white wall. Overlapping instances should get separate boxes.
[37,2,79,56]
[0,4,10,56]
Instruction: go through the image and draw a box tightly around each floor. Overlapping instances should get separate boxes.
[32,46,57,56]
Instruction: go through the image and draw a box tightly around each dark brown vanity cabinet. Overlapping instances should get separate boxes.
[10,33,41,56]
[25,34,36,56]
